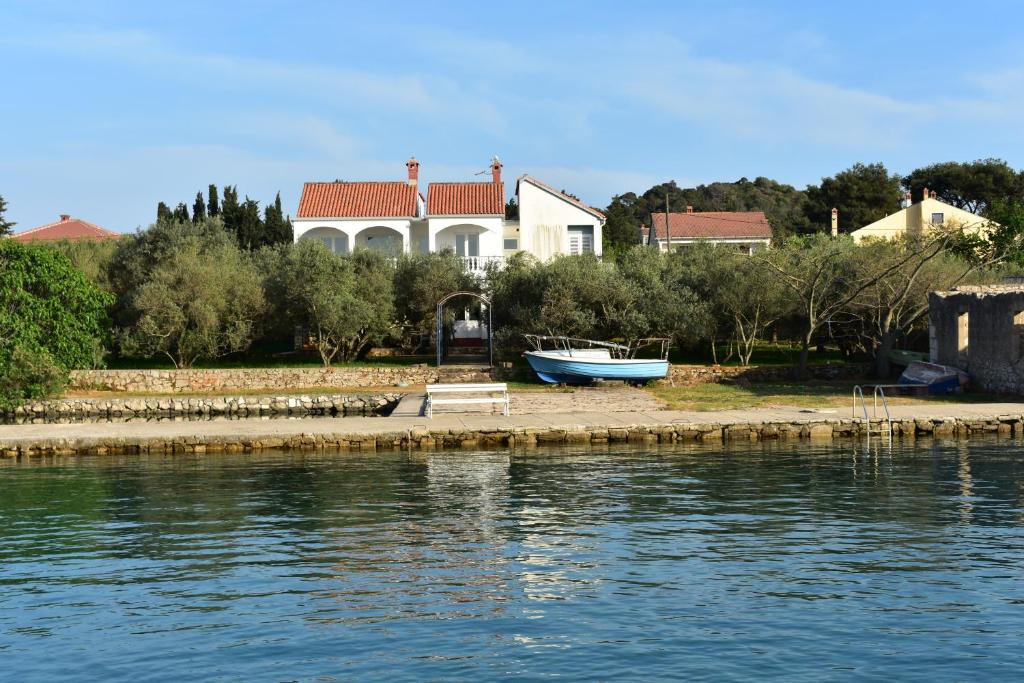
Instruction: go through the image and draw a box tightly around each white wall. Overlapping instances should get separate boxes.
[517,180,604,258]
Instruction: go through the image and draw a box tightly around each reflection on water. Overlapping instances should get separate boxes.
[3,440,1024,681]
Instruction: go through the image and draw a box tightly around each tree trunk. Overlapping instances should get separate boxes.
[797,334,811,380]
[874,330,897,379]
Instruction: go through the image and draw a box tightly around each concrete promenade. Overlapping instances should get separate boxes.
[3,402,1024,456]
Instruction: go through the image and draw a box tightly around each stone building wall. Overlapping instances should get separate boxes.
[930,285,1024,394]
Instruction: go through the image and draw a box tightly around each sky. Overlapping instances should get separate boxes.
[3,0,1024,233]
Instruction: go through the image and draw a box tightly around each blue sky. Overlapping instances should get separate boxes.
[3,0,1024,232]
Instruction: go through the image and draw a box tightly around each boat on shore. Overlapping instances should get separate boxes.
[523,335,670,384]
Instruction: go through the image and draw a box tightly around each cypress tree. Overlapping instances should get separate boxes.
[236,198,263,250]
[192,192,207,223]
[208,184,220,217]
[157,201,173,222]
[263,192,293,246]
[173,202,190,222]
[220,186,241,238]
[0,195,16,236]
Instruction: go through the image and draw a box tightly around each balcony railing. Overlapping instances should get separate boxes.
[460,255,505,275]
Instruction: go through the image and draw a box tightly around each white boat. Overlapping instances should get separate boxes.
[523,335,670,384]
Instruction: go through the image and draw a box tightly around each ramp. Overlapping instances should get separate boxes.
[388,392,425,417]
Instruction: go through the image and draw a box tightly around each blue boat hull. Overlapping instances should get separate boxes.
[525,352,669,384]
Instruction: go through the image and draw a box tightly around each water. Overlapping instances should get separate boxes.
[3,441,1024,681]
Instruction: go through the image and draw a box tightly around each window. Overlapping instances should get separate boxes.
[1014,311,1024,360]
[957,309,969,360]
[568,225,594,255]
[455,233,479,257]
[931,212,945,225]
[503,238,519,250]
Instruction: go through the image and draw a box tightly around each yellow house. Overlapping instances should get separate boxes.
[850,191,997,244]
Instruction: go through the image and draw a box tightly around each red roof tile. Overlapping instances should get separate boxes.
[517,175,606,220]
[297,182,418,218]
[427,182,504,216]
[646,211,772,239]
[11,215,121,243]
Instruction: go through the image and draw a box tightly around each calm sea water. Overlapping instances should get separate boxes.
[3,441,1024,681]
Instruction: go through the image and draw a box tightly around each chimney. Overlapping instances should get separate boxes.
[491,155,503,184]
[686,205,693,214]
[830,207,838,237]
[406,156,419,187]
[921,186,928,203]
[60,214,70,221]
[903,190,912,208]
[930,190,937,199]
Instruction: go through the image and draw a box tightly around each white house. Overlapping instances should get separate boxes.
[292,157,605,274]
[514,175,605,259]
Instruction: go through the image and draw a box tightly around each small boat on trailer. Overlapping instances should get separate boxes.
[523,335,670,385]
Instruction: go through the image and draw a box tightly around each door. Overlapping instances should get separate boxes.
[568,226,594,255]
[455,233,480,257]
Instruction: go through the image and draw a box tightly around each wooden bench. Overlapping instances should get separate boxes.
[425,383,510,418]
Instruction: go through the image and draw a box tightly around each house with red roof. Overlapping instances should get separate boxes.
[292,157,605,275]
[641,207,772,255]
[11,214,121,243]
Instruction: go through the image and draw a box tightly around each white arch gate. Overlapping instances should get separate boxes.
[435,291,493,368]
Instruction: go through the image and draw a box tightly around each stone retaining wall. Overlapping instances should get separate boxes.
[70,362,869,395]
[666,362,870,386]
[3,414,1021,457]
[70,366,449,393]
[4,393,403,423]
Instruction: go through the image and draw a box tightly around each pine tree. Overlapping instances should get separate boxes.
[192,192,207,223]
[157,201,173,222]
[173,202,190,222]
[0,194,16,236]
[208,184,220,217]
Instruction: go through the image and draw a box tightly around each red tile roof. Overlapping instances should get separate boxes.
[517,175,606,220]
[427,182,504,216]
[645,211,772,239]
[11,215,121,243]
[297,182,419,218]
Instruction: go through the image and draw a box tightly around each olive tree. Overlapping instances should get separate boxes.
[671,244,790,365]
[0,240,111,405]
[114,218,266,367]
[266,241,395,366]
[847,235,995,377]
[393,251,476,353]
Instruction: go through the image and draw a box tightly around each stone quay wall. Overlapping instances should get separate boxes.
[4,413,1022,458]
[4,393,403,423]
[69,366,442,394]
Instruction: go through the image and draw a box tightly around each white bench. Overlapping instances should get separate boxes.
[425,383,510,418]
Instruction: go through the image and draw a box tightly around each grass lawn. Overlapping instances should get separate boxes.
[646,380,1004,412]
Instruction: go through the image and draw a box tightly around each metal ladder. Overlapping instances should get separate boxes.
[853,385,893,444]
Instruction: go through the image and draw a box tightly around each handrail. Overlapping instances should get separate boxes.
[852,385,869,422]
[873,386,893,439]
[853,384,893,444]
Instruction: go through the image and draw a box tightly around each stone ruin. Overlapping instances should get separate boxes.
[929,285,1024,394]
